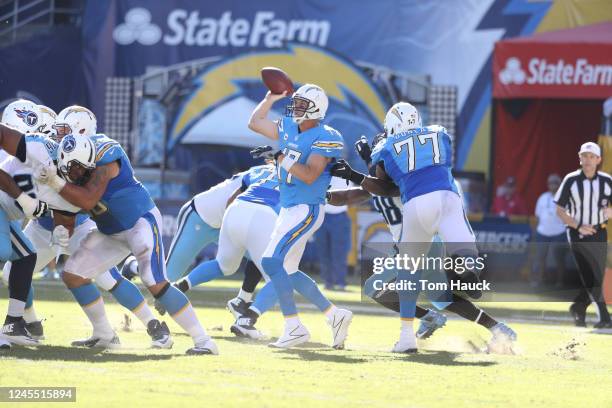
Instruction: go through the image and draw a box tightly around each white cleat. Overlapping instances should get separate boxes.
[71,333,121,350]
[327,308,353,349]
[391,334,418,354]
[186,338,219,355]
[269,323,310,349]
[487,322,517,354]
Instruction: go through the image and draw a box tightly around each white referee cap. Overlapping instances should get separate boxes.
[579,142,601,157]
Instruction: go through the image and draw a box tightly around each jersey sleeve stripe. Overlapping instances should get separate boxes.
[95,142,119,162]
[312,142,344,149]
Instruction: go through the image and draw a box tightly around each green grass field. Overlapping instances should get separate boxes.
[1,280,611,408]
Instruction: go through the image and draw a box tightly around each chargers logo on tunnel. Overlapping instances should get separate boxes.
[169,44,389,150]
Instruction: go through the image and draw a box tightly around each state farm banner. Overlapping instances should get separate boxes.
[493,41,612,99]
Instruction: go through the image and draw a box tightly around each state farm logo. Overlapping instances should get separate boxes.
[112,8,330,48]
[113,8,162,45]
[499,57,612,87]
[499,58,526,85]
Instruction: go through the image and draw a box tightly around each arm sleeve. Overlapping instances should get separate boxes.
[553,175,571,207]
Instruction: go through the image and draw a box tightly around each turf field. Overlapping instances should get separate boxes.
[1,280,611,408]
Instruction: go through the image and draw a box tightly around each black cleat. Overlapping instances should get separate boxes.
[25,320,44,340]
[147,320,173,349]
[593,321,612,329]
[230,315,265,340]
[1,318,38,346]
[226,297,252,319]
[569,304,587,327]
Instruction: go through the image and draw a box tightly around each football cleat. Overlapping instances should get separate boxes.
[25,320,44,340]
[147,320,173,349]
[326,308,353,349]
[226,297,252,319]
[0,337,10,350]
[269,322,310,349]
[593,321,612,329]
[391,334,418,354]
[71,333,121,349]
[230,316,266,340]
[416,310,447,339]
[186,338,219,355]
[490,322,517,342]
[1,318,39,346]
[487,322,517,354]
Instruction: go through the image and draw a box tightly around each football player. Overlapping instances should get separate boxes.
[0,100,69,348]
[2,104,172,348]
[34,132,216,355]
[247,84,352,348]
[331,103,516,352]
[123,165,268,318]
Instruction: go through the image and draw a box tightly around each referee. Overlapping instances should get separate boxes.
[555,142,612,328]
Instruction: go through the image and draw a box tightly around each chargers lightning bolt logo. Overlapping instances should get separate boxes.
[169,43,389,150]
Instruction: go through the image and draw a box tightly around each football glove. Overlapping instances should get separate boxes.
[51,225,70,255]
[250,145,282,161]
[330,159,365,185]
[34,162,66,192]
[354,136,372,165]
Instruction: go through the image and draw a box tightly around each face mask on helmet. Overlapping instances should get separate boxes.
[285,84,328,124]
[58,135,96,185]
[53,105,97,139]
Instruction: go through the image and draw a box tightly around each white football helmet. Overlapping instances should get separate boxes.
[54,105,97,138]
[383,102,422,135]
[1,99,42,133]
[57,134,96,185]
[36,105,57,137]
[286,84,328,124]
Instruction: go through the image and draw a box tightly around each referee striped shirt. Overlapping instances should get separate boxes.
[554,169,612,226]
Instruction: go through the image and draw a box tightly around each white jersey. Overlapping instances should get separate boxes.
[0,135,80,220]
[192,170,249,229]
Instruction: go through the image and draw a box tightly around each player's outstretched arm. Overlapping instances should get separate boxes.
[54,162,119,211]
[327,187,371,206]
[247,91,287,140]
[279,153,329,185]
[331,160,399,197]
[0,123,25,158]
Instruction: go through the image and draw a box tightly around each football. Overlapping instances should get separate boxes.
[260,67,294,95]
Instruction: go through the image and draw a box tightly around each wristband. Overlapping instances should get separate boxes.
[16,192,35,210]
[280,156,296,172]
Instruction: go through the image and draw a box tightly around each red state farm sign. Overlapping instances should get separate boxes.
[493,42,612,99]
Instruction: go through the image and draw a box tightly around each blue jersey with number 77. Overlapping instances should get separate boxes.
[276,117,344,207]
[371,125,457,204]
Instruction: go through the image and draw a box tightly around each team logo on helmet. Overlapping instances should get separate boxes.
[14,109,38,127]
[62,135,76,152]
